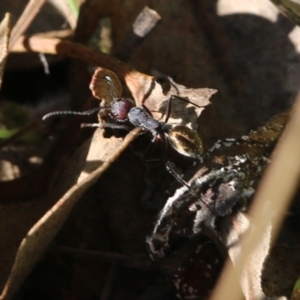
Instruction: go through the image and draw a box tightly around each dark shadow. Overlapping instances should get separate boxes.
[190,1,300,144]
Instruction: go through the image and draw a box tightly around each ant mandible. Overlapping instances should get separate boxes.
[43,75,204,201]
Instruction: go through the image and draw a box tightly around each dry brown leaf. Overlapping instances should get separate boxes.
[89,67,123,103]
[126,71,216,130]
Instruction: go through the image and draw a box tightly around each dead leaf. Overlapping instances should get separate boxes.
[89,67,123,104]
[126,71,217,131]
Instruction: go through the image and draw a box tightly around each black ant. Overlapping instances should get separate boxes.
[43,76,205,205]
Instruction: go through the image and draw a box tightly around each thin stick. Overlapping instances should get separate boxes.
[9,0,46,49]
[11,35,131,80]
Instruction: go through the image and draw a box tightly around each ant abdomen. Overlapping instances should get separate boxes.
[168,125,203,160]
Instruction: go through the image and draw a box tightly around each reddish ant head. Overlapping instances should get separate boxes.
[110,98,135,122]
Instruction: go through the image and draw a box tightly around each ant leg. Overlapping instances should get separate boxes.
[165,161,199,199]
[160,132,213,212]
[163,96,174,124]
[143,136,163,163]
[166,161,214,213]
[160,133,199,200]
[81,122,132,130]
[163,95,203,124]
[171,95,203,108]
[42,106,110,121]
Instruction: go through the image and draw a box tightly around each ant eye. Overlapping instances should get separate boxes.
[110,98,135,121]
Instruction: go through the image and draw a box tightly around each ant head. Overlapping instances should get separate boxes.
[167,125,203,159]
[104,76,135,122]
[110,98,135,122]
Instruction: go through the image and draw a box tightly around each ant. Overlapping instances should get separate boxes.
[43,76,205,205]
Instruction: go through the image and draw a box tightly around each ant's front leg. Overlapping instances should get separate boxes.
[81,122,132,131]
[165,161,199,199]
[159,132,196,196]
[163,95,203,124]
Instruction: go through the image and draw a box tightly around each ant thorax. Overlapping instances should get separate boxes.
[127,107,161,130]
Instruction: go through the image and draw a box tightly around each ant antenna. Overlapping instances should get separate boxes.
[104,76,116,99]
[42,106,108,121]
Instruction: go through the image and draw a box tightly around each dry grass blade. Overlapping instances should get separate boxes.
[48,0,78,29]
[211,93,300,300]
[220,213,272,299]
[11,35,131,78]
[0,127,141,300]
[9,0,46,49]
[0,13,12,90]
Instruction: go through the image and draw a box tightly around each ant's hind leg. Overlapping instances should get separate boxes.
[163,94,203,124]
